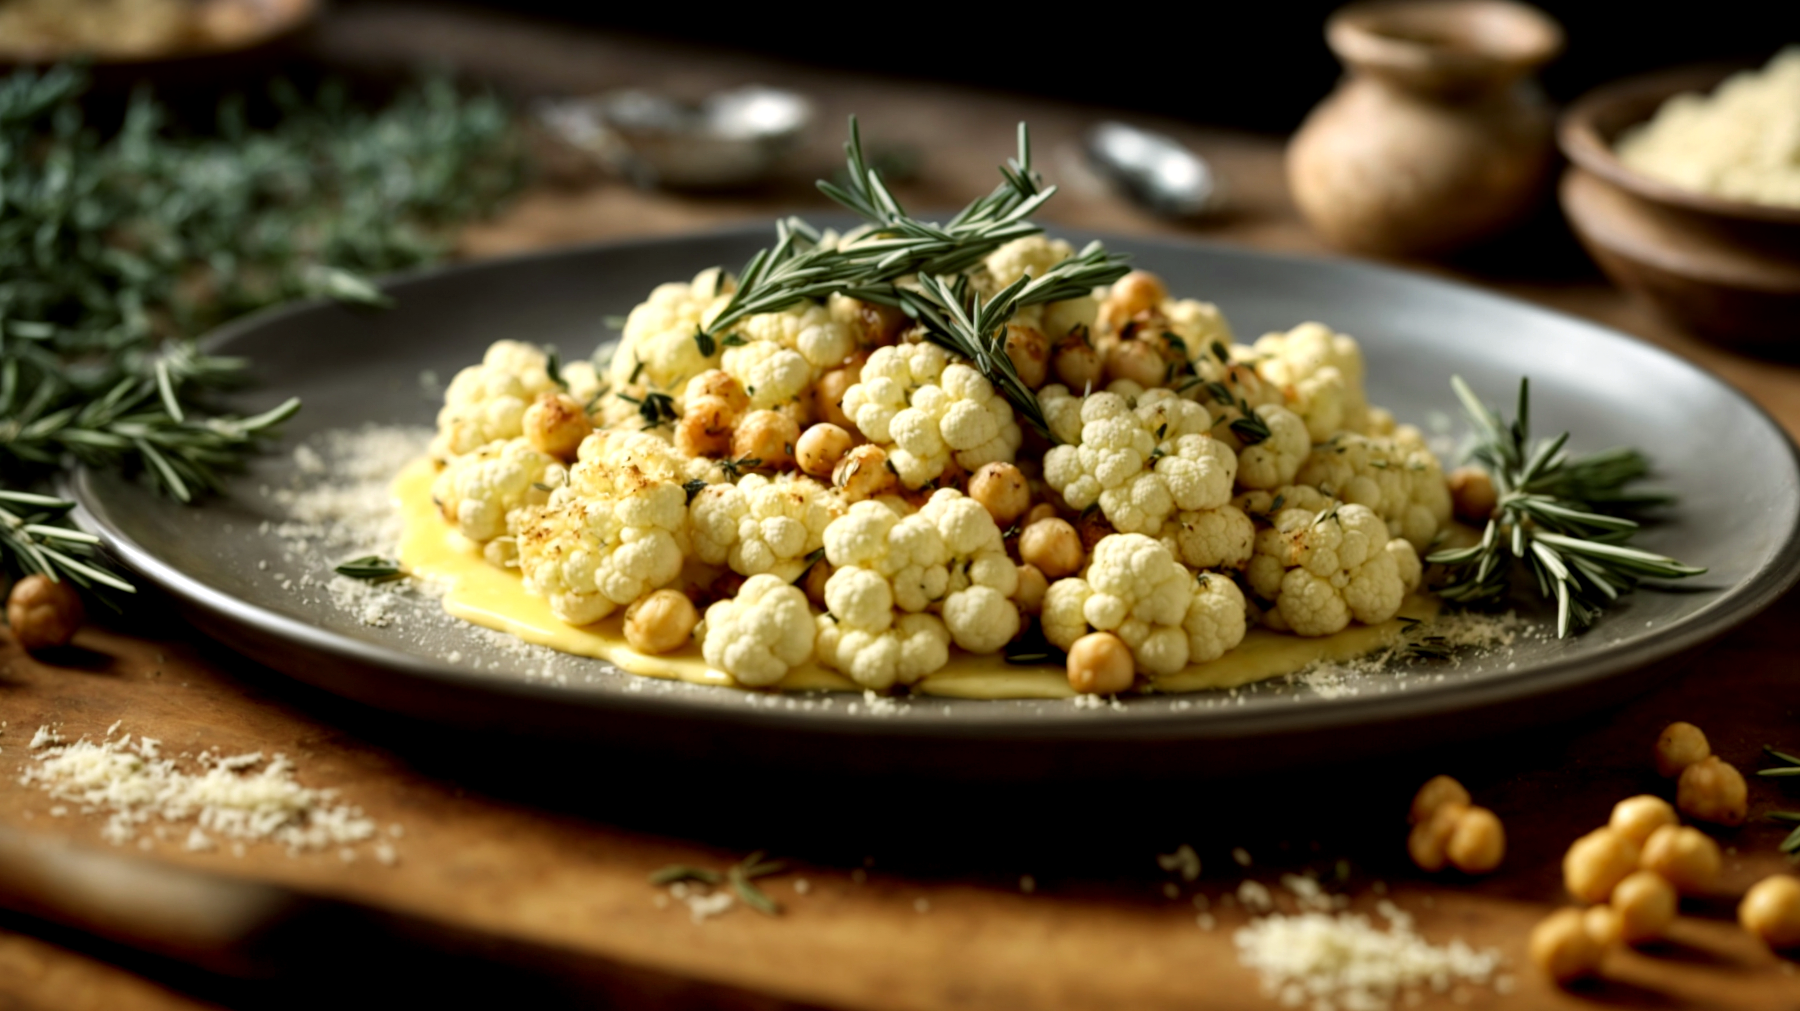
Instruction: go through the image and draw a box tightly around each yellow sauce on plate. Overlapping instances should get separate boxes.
[395,459,1437,699]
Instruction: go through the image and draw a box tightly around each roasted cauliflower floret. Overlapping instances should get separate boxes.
[431,340,560,463]
[722,339,813,411]
[1158,504,1256,571]
[607,268,733,394]
[918,488,1020,653]
[843,345,1023,488]
[1251,321,1371,441]
[1235,403,1312,489]
[1041,388,1236,534]
[431,437,563,546]
[1245,503,1419,636]
[512,485,688,626]
[1293,431,1453,549]
[739,301,856,373]
[982,234,1073,291]
[689,473,839,581]
[1040,533,1248,675]
[814,611,952,691]
[700,574,816,687]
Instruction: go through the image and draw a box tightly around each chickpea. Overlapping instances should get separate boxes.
[7,574,84,652]
[1655,721,1711,778]
[1003,323,1050,389]
[1052,329,1104,390]
[813,365,862,431]
[1447,806,1506,874]
[1610,870,1677,944]
[1015,564,1049,614]
[732,410,799,471]
[1019,518,1083,579]
[1678,755,1748,826]
[1445,466,1497,523]
[1564,827,1641,904]
[1024,503,1059,526]
[1067,632,1134,695]
[1609,795,1678,846]
[1074,507,1113,555]
[676,395,736,458]
[845,298,907,348]
[1639,824,1721,895]
[1101,270,1169,330]
[833,444,897,501]
[1583,905,1623,948]
[523,392,594,461]
[1529,908,1605,984]
[796,423,855,478]
[802,559,833,609]
[1409,774,1471,825]
[1740,875,1800,948]
[1407,801,1466,872]
[1104,337,1169,388]
[622,589,698,655]
[684,369,750,418]
[970,463,1031,527]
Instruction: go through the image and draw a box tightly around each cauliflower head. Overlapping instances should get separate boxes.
[701,574,816,686]
[431,437,563,544]
[689,473,839,581]
[1041,388,1236,534]
[607,268,733,394]
[1293,431,1452,549]
[1245,503,1420,636]
[814,611,952,690]
[431,340,560,462]
[1251,321,1371,441]
[843,346,1023,488]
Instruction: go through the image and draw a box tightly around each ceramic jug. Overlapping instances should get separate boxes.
[1287,0,1563,257]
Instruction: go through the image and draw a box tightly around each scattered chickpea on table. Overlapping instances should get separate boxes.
[1406,775,1506,874]
[7,573,85,652]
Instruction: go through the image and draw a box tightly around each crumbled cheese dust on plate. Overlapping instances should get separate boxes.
[1291,610,1533,700]
[20,725,390,858]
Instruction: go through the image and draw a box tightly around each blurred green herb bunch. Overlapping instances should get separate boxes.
[0,65,523,597]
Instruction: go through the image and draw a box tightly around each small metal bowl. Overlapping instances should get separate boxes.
[537,85,813,190]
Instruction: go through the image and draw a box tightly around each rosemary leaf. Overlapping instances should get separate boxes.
[334,556,405,582]
[649,865,722,886]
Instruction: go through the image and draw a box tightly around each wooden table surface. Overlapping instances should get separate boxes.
[7,5,1800,1009]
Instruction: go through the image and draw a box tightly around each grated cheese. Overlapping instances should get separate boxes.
[20,725,384,857]
[1234,898,1502,1011]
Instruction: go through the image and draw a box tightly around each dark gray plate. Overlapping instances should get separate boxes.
[70,224,1800,778]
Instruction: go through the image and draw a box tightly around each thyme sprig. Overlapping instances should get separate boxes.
[1426,377,1705,637]
[697,118,1132,441]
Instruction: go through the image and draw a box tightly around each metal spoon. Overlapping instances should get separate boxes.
[1085,121,1221,218]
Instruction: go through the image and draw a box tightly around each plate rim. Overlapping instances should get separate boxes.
[68,221,1800,741]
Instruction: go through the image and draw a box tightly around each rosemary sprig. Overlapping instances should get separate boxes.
[648,851,786,916]
[334,555,405,582]
[697,118,1132,441]
[1760,747,1800,856]
[1426,377,1705,637]
[0,491,135,594]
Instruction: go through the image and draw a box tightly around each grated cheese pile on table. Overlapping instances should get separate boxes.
[1234,897,1503,1011]
[20,725,381,857]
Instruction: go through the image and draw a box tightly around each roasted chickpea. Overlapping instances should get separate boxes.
[833,444,897,501]
[623,589,698,655]
[1678,755,1748,826]
[1639,824,1722,895]
[1610,870,1677,944]
[813,365,862,431]
[1409,775,1471,825]
[1530,908,1605,984]
[796,423,855,478]
[1024,503,1059,526]
[970,463,1031,527]
[676,395,736,458]
[1100,271,1169,330]
[1067,632,1134,695]
[1019,518,1083,579]
[1052,329,1104,390]
[1015,564,1048,615]
[1003,323,1050,389]
[1655,721,1711,778]
[1564,827,1641,904]
[1609,795,1678,846]
[1407,801,1466,873]
[732,410,799,471]
[684,369,750,417]
[1446,466,1497,523]
[1448,806,1506,874]
[1583,905,1623,948]
[845,298,907,348]
[7,574,84,652]
[802,559,832,609]
[1104,337,1169,387]
[1740,875,1800,948]
[523,392,593,461]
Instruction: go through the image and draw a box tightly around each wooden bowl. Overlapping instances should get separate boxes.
[1558,64,1800,348]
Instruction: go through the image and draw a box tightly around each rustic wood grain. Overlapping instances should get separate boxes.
[5,3,1800,1009]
